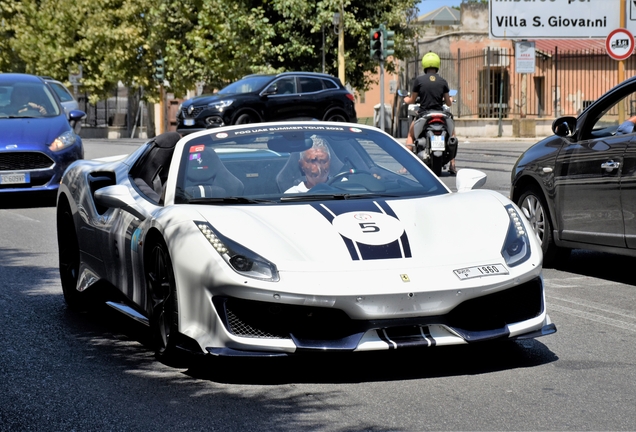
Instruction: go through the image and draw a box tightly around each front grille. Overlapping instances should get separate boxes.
[0,152,54,171]
[215,277,544,342]
[219,298,356,341]
[181,107,205,118]
[446,277,543,331]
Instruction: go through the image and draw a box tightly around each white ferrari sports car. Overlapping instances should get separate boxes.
[56,122,556,359]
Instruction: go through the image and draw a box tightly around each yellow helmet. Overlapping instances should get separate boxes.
[421,52,441,71]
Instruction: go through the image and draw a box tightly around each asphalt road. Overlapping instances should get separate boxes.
[1,137,635,431]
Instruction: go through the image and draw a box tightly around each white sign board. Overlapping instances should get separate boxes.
[490,0,621,39]
[515,41,536,73]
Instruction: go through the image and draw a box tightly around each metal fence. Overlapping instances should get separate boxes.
[404,46,636,119]
[76,86,150,137]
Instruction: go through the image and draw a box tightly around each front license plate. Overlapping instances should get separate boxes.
[184,119,195,126]
[0,172,30,185]
[430,135,445,151]
[453,264,508,280]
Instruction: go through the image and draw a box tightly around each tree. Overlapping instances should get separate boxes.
[2,0,419,100]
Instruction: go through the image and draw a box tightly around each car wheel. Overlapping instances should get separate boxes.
[57,200,86,311]
[517,186,569,267]
[234,113,254,125]
[324,110,348,122]
[146,239,179,359]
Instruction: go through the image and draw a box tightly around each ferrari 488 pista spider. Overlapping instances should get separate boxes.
[57,122,555,360]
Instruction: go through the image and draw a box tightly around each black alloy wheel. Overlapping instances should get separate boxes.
[146,239,179,358]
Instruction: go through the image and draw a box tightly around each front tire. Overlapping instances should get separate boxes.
[233,112,255,125]
[57,200,86,311]
[517,186,569,267]
[146,239,179,359]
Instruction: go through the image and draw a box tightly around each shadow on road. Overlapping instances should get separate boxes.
[0,190,56,209]
[185,338,558,385]
[553,249,636,286]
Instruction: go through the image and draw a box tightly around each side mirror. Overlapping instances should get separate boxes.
[456,169,487,192]
[68,109,86,134]
[94,184,149,221]
[552,116,577,137]
[397,89,408,97]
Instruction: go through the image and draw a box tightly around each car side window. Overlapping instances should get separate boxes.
[272,78,296,95]
[50,83,74,103]
[584,87,636,139]
[299,77,324,94]
[321,79,337,90]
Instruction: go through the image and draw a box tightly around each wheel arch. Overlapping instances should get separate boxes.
[511,174,559,233]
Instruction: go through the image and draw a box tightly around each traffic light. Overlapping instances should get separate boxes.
[369,28,382,61]
[383,26,395,58]
[154,58,165,81]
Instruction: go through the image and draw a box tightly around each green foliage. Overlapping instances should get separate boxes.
[2,0,418,100]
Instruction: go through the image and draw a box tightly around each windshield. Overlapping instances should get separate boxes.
[217,76,273,95]
[173,124,448,204]
[0,80,61,118]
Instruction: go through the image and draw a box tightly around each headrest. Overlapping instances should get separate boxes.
[268,137,313,153]
[186,148,222,182]
[154,131,181,149]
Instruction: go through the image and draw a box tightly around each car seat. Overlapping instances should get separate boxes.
[131,131,180,203]
[185,148,245,198]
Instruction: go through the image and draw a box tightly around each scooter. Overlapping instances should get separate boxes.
[399,90,458,176]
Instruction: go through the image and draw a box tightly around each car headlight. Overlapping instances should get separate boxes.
[208,100,233,110]
[501,204,531,267]
[196,221,279,281]
[49,131,77,152]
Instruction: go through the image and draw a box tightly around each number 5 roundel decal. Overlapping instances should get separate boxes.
[332,211,404,245]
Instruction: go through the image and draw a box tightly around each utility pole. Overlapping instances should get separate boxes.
[338,1,345,84]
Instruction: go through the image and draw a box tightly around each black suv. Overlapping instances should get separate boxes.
[176,72,357,135]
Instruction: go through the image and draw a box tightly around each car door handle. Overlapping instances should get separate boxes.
[601,160,621,171]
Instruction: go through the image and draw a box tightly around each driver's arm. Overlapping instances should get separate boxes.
[443,93,452,107]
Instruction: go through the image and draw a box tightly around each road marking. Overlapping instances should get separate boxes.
[548,303,636,333]
[548,295,636,321]
[0,209,41,223]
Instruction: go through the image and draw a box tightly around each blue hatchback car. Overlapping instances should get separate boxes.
[0,73,85,196]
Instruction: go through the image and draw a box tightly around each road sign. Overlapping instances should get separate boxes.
[515,41,536,74]
[606,28,635,60]
[490,0,620,39]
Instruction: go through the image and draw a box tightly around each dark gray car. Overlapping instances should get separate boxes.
[176,72,357,135]
[510,75,636,267]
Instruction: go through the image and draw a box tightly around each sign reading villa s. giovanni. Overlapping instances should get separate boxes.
[490,0,621,39]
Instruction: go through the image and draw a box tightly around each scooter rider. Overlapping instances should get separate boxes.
[404,52,457,174]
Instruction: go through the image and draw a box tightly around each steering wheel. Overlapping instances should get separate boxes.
[16,104,41,115]
[327,169,372,185]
